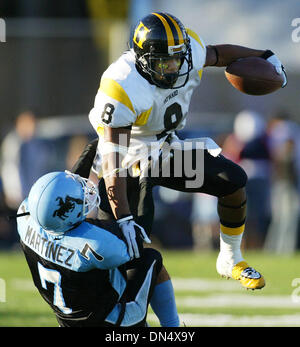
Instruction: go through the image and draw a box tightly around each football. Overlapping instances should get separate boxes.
[225,56,284,95]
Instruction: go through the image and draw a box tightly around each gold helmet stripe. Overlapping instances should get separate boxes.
[165,14,184,45]
[152,12,175,47]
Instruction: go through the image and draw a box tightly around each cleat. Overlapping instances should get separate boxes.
[217,255,265,290]
[231,261,265,290]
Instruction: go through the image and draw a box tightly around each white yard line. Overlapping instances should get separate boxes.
[147,313,300,327]
[10,278,35,291]
[172,277,242,291]
[176,294,300,308]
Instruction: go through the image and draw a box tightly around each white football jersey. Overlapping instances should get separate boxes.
[89,29,209,177]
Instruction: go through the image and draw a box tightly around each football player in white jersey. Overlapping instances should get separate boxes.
[76,12,287,290]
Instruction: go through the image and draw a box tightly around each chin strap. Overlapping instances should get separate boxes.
[7,212,30,220]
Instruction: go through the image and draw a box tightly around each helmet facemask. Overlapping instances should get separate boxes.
[136,40,193,89]
[65,171,100,218]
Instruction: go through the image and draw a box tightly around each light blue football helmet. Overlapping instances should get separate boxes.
[28,171,100,235]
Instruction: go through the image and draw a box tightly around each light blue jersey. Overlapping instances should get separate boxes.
[17,199,160,327]
[17,199,131,272]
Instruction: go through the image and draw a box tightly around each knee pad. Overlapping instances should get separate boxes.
[207,154,248,197]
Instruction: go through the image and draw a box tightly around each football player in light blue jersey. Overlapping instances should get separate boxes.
[16,170,179,327]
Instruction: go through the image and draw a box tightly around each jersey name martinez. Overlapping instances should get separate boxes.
[23,225,75,267]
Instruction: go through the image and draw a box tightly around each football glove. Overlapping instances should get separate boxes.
[261,50,287,87]
[117,215,151,259]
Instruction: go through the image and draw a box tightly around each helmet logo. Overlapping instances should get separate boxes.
[133,21,150,49]
[53,196,83,221]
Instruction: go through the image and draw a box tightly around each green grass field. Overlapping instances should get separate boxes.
[1,248,300,327]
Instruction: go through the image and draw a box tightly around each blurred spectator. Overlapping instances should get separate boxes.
[222,110,272,248]
[264,109,300,254]
[65,135,89,171]
[0,176,18,249]
[0,109,56,210]
[18,111,57,198]
[1,116,24,210]
[151,187,194,249]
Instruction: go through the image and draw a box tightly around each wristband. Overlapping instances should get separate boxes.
[117,215,133,224]
[102,167,126,179]
[102,141,128,156]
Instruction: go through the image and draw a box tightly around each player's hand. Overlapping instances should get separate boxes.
[261,50,287,87]
[117,215,151,259]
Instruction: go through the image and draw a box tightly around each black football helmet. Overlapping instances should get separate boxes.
[132,12,193,89]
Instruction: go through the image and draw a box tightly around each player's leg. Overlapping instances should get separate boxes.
[198,152,265,290]
[149,149,265,290]
[149,263,180,327]
[216,187,246,273]
[106,248,179,327]
[216,187,265,290]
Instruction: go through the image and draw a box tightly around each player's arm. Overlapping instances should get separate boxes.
[204,45,264,67]
[102,125,151,259]
[102,125,131,219]
[204,44,287,86]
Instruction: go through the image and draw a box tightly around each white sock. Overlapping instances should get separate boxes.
[216,226,245,277]
[219,231,244,265]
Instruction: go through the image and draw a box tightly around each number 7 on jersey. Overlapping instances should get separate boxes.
[38,262,72,314]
